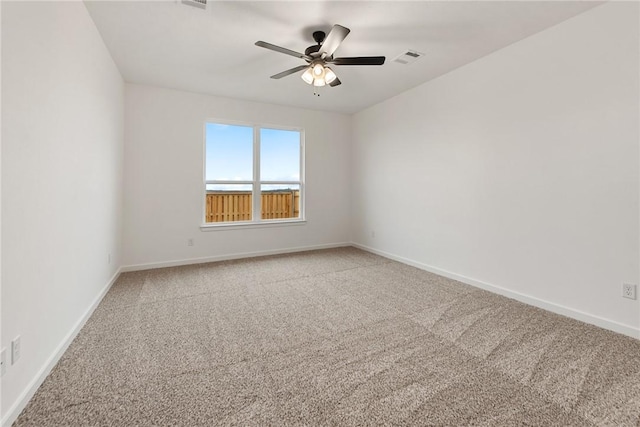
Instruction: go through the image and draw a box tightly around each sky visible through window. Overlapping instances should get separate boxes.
[205,123,300,185]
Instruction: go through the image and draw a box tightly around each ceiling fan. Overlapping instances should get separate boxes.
[255,24,385,88]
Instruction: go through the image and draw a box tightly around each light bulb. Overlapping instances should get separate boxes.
[313,63,324,77]
[324,67,337,84]
[301,67,314,84]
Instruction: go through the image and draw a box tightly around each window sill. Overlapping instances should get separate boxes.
[200,219,306,231]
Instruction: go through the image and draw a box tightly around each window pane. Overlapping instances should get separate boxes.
[260,128,300,181]
[261,184,300,220]
[206,123,253,181]
[205,184,252,223]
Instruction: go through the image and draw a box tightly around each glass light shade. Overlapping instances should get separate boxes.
[313,78,326,87]
[324,67,337,84]
[301,67,314,84]
[313,63,324,77]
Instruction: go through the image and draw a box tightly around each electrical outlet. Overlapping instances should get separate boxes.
[622,284,637,300]
[11,336,21,364]
[1,348,7,377]
[187,238,194,247]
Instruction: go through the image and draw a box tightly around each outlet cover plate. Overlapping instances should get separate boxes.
[623,284,637,300]
[11,336,21,364]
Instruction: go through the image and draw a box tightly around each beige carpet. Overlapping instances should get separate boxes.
[14,247,640,426]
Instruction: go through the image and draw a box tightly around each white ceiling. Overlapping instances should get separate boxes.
[84,1,601,114]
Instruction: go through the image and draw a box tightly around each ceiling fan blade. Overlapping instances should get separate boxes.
[270,65,309,79]
[255,41,312,61]
[320,24,350,57]
[329,77,342,87]
[332,56,386,66]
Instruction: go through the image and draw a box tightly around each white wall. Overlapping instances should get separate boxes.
[123,84,351,268]
[351,2,639,336]
[1,2,124,423]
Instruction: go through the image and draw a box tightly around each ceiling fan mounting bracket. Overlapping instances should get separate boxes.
[312,31,326,45]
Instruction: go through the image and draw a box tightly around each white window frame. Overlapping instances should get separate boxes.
[200,119,305,230]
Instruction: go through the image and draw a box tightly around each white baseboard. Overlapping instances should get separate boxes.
[121,242,352,272]
[1,268,122,427]
[352,243,640,340]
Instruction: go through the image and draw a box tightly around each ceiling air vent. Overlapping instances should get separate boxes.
[182,0,206,9]
[393,50,425,65]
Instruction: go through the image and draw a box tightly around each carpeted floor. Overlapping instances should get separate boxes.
[14,247,640,426]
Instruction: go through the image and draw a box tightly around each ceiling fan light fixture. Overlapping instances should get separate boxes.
[312,63,325,77]
[313,78,326,87]
[301,67,314,84]
[324,67,336,84]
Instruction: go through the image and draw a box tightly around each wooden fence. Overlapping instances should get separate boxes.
[206,190,300,223]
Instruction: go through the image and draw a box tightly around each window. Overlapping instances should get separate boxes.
[204,122,304,226]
